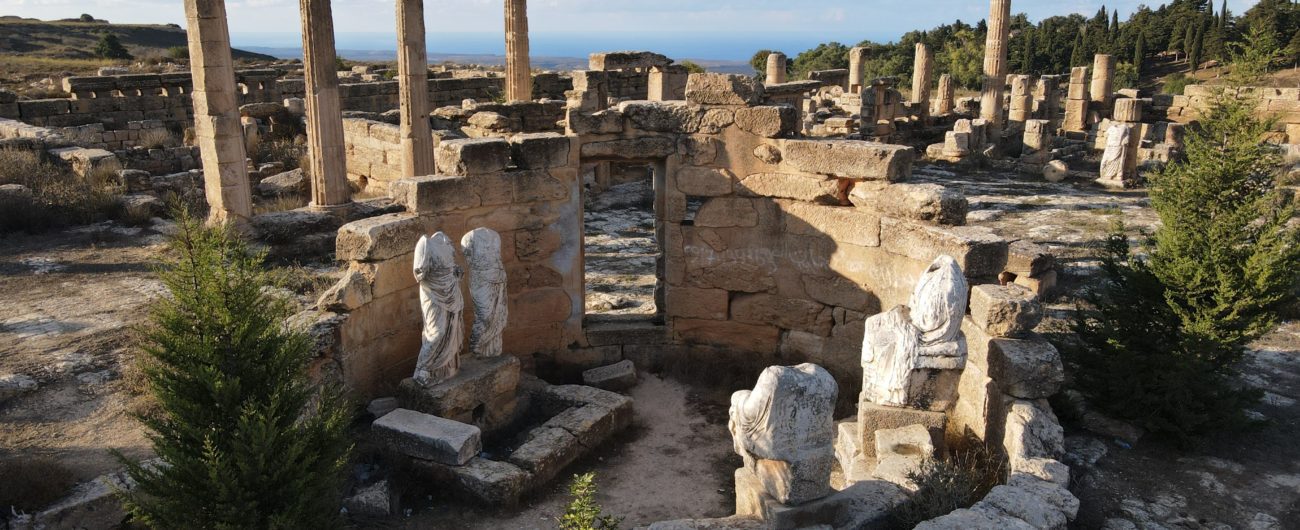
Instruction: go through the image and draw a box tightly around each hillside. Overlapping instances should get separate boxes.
[0,16,275,62]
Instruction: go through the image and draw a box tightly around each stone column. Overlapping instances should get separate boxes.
[980,0,1012,126]
[849,46,867,93]
[1091,54,1115,110]
[936,74,955,116]
[299,0,351,209]
[1063,66,1090,132]
[911,43,932,119]
[766,52,787,85]
[184,0,252,225]
[504,0,532,102]
[1113,98,1142,123]
[396,0,434,177]
[1008,74,1033,125]
[1037,74,1062,128]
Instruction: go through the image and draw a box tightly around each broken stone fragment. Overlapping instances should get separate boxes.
[581,359,638,391]
[968,284,1044,337]
[372,408,482,466]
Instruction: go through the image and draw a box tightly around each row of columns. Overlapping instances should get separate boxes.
[185,0,534,225]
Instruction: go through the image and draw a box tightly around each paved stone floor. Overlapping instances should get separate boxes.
[583,179,658,316]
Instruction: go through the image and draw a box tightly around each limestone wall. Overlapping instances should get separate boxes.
[1150,85,1300,139]
[325,134,581,398]
[342,118,406,189]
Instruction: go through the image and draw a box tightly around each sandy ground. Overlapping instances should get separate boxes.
[371,374,736,529]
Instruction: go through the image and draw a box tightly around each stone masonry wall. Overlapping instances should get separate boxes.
[1151,85,1300,140]
[324,133,581,399]
[343,118,406,190]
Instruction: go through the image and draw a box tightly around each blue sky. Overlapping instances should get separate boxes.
[0,0,1264,59]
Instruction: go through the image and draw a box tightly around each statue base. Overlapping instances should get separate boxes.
[854,402,946,460]
[735,467,906,529]
[398,355,521,437]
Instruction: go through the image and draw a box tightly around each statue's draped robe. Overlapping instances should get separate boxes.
[414,233,464,385]
[861,256,968,407]
[462,228,508,358]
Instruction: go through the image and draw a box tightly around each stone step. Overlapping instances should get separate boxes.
[372,408,481,466]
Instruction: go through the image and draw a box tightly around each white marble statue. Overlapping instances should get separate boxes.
[1099,123,1133,185]
[729,363,837,505]
[861,255,968,407]
[461,228,508,358]
[413,232,465,386]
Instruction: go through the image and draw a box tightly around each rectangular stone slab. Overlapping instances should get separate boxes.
[373,408,481,466]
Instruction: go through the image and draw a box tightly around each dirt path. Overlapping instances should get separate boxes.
[378,374,736,529]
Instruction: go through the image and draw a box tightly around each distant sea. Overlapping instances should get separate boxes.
[231,30,869,71]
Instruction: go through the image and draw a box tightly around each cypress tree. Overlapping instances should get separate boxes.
[1184,23,1197,61]
[116,214,353,529]
[1190,22,1205,71]
[1021,30,1035,73]
[1071,30,1087,67]
[1134,33,1146,75]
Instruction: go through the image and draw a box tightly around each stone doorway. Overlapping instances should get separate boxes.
[582,160,666,318]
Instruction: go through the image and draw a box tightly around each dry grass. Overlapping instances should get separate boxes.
[0,148,125,233]
[254,194,307,215]
[0,458,77,513]
[137,128,176,149]
[887,435,1008,529]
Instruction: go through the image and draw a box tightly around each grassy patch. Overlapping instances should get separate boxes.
[0,149,125,234]
[0,458,77,513]
[888,436,1007,529]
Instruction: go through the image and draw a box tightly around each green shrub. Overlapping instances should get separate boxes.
[254,140,306,170]
[559,473,621,530]
[679,60,706,74]
[115,213,353,528]
[889,437,1006,529]
[166,46,189,62]
[1071,90,1298,444]
[1113,62,1139,90]
[94,34,132,61]
[1162,73,1198,95]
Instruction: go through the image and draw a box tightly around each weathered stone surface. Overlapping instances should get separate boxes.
[545,403,622,447]
[367,397,399,419]
[879,218,1008,277]
[778,200,880,247]
[966,330,1064,399]
[120,194,165,219]
[257,168,307,196]
[580,137,676,159]
[1011,459,1071,488]
[974,485,1068,529]
[666,286,729,320]
[436,138,510,175]
[373,408,482,466]
[686,73,765,106]
[676,166,735,196]
[674,318,781,353]
[336,213,424,262]
[646,516,767,530]
[0,373,37,402]
[969,284,1043,337]
[738,172,840,204]
[398,355,520,431]
[1003,400,1065,469]
[753,144,782,164]
[344,480,393,517]
[731,293,831,335]
[411,456,530,505]
[850,183,967,226]
[729,364,838,505]
[873,424,936,461]
[589,51,671,71]
[510,132,571,169]
[1006,473,1080,519]
[856,403,945,458]
[914,508,1035,530]
[734,105,798,138]
[1006,240,1055,277]
[539,384,635,428]
[582,360,638,391]
[782,140,913,181]
[506,426,581,486]
[252,209,342,244]
[735,466,905,530]
[695,197,758,228]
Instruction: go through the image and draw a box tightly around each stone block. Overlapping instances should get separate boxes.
[734,105,798,138]
[730,293,832,336]
[856,403,945,459]
[367,397,399,419]
[544,402,623,447]
[589,51,672,71]
[538,384,634,427]
[974,485,1068,530]
[435,138,510,175]
[676,166,735,196]
[580,137,676,159]
[778,199,881,247]
[509,132,571,169]
[1003,400,1064,470]
[344,480,394,517]
[873,424,936,461]
[410,457,530,506]
[673,318,781,353]
[968,284,1043,337]
[685,73,765,106]
[566,109,624,135]
[397,355,521,433]
[737,172,840,205]
[336,213,425,262]
[781,140,912,181]
[1005,240,1055,277]
[506,426,581,486]
[372,408,482,466]
[581,360,638,391]
[879,218,1008,278]
[850,182,967,226]
[914,508,1036,530]
[695,197,758,227]
[735,467,905,530]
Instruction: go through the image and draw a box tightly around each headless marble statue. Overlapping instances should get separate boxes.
[413,232,465,386]
[729,363,838,505]
[861,255,968,407]
[461,228,508,358]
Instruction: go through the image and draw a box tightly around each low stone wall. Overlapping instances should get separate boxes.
[342,118,406,190]
[1151,85,1300,139]
[55,120,173,151]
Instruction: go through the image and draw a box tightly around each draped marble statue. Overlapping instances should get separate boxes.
[729,363,837,506]
[461,228,508,358]
[861,255,968,407]
[1099,123,1133,185]
[413,232,465,386]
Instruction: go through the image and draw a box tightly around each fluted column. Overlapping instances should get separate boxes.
[504,0,532,101]
[849,46,867,93]
[184,0,252,226]
[766,52,787,85]
[396,0,434,177]
[299,0,350,209]
[911,43,932,119]
[980,0,1011,126]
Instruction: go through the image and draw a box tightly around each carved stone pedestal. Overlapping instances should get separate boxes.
[398,355,521,436]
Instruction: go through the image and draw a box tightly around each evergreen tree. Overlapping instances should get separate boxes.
[1184,23,1197,58]
[1190,21,1205,71]
[1073,90,1299,444]
[116,214,352,529]
[1134,33,1146,75]
[94,34,132,60]
[1071,30,1087,67]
